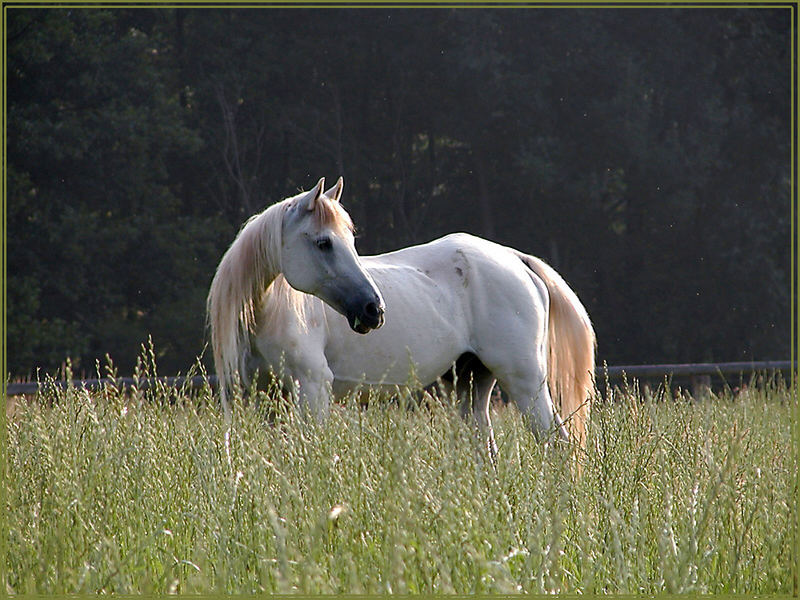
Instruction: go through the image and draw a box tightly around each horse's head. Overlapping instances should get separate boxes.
[281,177,385,334]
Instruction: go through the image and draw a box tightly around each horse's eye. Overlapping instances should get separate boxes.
[315,237,333,251]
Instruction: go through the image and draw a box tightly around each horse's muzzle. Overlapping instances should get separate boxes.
[347,299,385,334]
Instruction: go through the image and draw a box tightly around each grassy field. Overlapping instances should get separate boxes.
[5,361,797,594]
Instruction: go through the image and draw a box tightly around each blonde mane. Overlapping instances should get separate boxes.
[207,189,353,405]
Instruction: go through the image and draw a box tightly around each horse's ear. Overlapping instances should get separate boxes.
[298,177,325,212]
[324,177,344,203]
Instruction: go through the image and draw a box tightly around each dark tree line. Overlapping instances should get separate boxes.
[6,8,791,378]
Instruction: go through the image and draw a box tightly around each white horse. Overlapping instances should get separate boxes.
[207,177,596,452]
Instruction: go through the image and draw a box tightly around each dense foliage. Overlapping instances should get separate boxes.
[6,8,791,377]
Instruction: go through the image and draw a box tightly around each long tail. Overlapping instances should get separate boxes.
[517,252,596,449]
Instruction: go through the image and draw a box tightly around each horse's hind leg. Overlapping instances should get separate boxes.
[468,370,499,465]
[449,354,499,464]
[476,339,568,444]
[495,363,568,444]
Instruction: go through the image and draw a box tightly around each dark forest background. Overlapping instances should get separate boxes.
[5,7,792,379]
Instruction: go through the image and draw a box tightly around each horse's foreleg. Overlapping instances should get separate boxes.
[289,364,334,423]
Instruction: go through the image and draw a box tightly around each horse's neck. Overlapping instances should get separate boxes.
[242,207,284,293]
[238,200,323,340]
[256,274,319,338]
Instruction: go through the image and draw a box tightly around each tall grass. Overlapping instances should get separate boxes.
[5,357,796,594]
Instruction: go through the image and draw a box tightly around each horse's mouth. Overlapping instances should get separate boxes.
[348,312,384,334]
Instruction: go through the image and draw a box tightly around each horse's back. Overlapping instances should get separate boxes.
[365,233,545,309]
[356,232,547,356]
[365,232,528,281]
[371,232,551,355]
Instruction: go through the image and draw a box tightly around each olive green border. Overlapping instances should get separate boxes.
[2,2,8,592]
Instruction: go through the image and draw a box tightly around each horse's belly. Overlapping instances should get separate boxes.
[324,269,468,388]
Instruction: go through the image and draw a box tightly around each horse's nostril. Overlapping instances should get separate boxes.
[365,302,380,317]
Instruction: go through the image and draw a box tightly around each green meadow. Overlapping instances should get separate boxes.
[5,360,796,594]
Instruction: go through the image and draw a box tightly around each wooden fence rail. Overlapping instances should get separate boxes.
[600,360,792,378]
[3,361,793,397]
[5,375,213,397]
